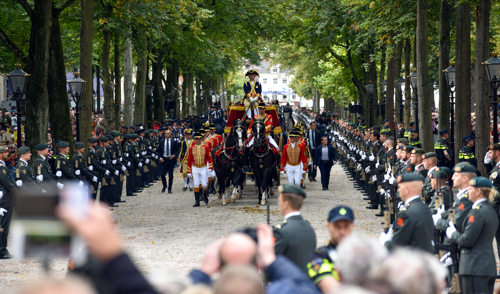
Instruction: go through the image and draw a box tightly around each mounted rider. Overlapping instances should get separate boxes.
[242,102,280,173]
[243,70,264,119]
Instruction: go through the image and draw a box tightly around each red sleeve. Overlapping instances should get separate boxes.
[300,145,308,171]
[187,146,194,173]
[280,145,288,172]
[206,145,213,170]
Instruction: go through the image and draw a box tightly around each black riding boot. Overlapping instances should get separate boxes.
[209,180,216,194]
[193,192,200,207]
[203,190,209,204]
[242,147,250,173]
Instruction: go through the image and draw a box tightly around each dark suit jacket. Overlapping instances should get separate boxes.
[102,253,158,294]
[305,129,322,150]
[313,145,337,167]
[157,139,179,165]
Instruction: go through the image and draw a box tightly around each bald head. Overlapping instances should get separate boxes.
[220,233,257,266]
[165,130,172,139]
[397,181,423,202]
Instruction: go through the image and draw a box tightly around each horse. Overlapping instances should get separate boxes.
[249,119,277,205]
[212,120,246,205]
[283,109,295,135]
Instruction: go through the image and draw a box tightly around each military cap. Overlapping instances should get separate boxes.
[402,145,414,152]
[17,146,30,155]
[396,173,424,184]
[410,129,418,133]
[193,132,203,139]
[74,142,85,149]
[135,123,143,127]
[289,131,300,137]
[395,145,402,150]
[88,138,98,144]
[397,122,403,125]
[105,135,113,141]
[57,141,69,148]
[397,138,409,144]
[422,152,437,159]
[245,70,259,77]
[328,206,354,223]
[199,128,206,134]
[111,131,121,137]
[381,131,391,136]
[350,123,356,127]
[462,134,475,143]
[121,126,128,129]
[411,148,425,154]
[0,146,8,153]
[382,119,390,123]
[258,102,266,108]
[372,131,380,136]
[469,176,493,188]
[278,184,306,198]
[145,131,150,135]
[131,134,138,139]
[439,129,449,135]
[409,121,415,126]
[489,143,500,151]
[431,166,451,179]
[35,143,48,151]
[138,128,145,133]
[147,129,153,132]
[153,130,159,134]
[209,123,216,129]
[185,129,193,135]
[99,137,108,142]
[453,162,477,174]
[123,134,131,140]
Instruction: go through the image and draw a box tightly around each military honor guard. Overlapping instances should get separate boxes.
[0,146,15,259]
[97,136,118,207]
[15,146,40,190]
[34,143,56,186]
[187,132,213,207]
[179,129,194,191]
[55,141,79,188]
[72,142,99,194]
[87,137,104,199]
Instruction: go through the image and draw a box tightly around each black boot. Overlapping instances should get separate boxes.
[203,190,209,204]
[209,181,216,194]
[193,192,200,207]
[241,147,250,173]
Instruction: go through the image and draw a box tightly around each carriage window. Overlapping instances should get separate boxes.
[273,78,278,84]
[263,78,267,84]
[282,78,288,84]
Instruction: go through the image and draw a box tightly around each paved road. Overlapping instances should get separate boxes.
[0,164,382,292]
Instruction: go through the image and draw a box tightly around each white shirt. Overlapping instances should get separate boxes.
[39,155,46,161]
[404,195,421,206]
[20,159,28,165]
[427,166,437,176]
[472,198,487,209]
[291,142,296,148]
[321,146,329,160]
[457,187,470,199]
[284,211,301,220]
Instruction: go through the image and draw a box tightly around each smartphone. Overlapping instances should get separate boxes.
[11,182,89,266]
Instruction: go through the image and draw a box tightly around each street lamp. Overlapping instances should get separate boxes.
[67,71,86,142]
[483,52,500,143]
[366,82,374,127]
[395,77,405,124]
[7,63,30,148]
[409,68,419,132]
[146,81,153,128]
[443,62,456,146]
[380,80,387,121]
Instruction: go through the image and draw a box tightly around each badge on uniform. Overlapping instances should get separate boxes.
[492,172,498,179]
[310,258,323,273]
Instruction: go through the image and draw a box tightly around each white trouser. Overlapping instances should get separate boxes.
[193,166,208,189]
[206,162,215,180]
[246,108,258,119]
[285,165,302,185]
[184,177,193,188]
[248,136,279,150]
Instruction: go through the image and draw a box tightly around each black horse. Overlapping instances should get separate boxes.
[212,120,246,205]
[249,119,277,205]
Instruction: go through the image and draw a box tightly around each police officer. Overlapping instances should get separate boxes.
[404,121,416,138]
[34,143,56,186]
[459,135,477,170]
[408,129,421,148]
[306,206,354,293]
[435,129,452,167]
[0,146,15,259]
[381,119,391,133]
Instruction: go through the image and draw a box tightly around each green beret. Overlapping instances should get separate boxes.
[74,142,85,149]
[35,143,48,151]
[431,166,451,179]
[145,131,150,135]
[411,148,425,155]
[453,162,477,174]
[469,176,493,188]
[123,134,131,140]
[132,134,138,139]
[99,137,108,142]
[278,184,306,198]
[88,138,98,144]
[111,131,121,137]
[402,145,414,152]
[397,138,409,144]
[489,143,500,151]
[57,141,69,148]
[17,146,30,155]
[153,130,159,134]
[422,152,437,159]
[106,135,114,141]
[0,146,8,153]
[396,173,424,184]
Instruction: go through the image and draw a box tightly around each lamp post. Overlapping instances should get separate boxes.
[146,81,153,128]
[380,80,387,122]
[409,68,419,132]
[483,52,500,143]
[67,71,86,142]
[366,82,374,127]
[395,77,405,124]
[7,63,30,148]
[443,62,456,146]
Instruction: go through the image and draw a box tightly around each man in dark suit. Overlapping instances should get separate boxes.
[158,130,179,193]
[274,185,317,274]
[306,122,322,182]
[313,136,337,190]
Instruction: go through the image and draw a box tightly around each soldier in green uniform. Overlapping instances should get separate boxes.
[381,173,434,253]
[421,152,438,205]
[400,145,414,174]
[54,141,78,187]
[0,146,16,259]
[87,138,103,200]
[122,134,137,196]
[435,129,452,168]
[306,206,354,293]
[111,132,127,203]
[97,137,117,207]
[429,166,452,212]
[274,185,317,274]
[445,177,498,294]
[34,143,56,186]
[71,142,98,191]
[15,146,41,191]
[410,148,426,177]
[133,134,145,191]
[486,143,500,257]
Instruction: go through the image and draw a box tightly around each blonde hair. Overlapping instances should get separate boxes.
[480,187,499,203]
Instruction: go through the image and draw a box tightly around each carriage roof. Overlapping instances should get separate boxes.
[224,104,282,134]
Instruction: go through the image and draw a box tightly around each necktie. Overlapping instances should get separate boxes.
[311,131,315,149]
[167,140,170,157]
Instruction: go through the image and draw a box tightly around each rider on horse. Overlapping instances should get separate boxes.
[242,102,279,173]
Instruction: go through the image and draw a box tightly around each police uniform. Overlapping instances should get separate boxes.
[435,129,451,167]
[458,135,477,169]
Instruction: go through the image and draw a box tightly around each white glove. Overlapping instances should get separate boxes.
[119,157,123,161]
[78,181,84,187]
[397,202,404,210]
[365,166,370,173]
[105,170,110,176]
[432,213,441,226]
[389,176,395,185]
[15,180,22,187]
[384,174,390,181]
[0,191,3,199]
[369,155,375,161]
[126,153,129,157]
[208,169,213,173]
[357,164,362,171]
[142,152,146,156]
[372,175,377,182]
[42,189,47,193]
[146,159,150,164]
[138,163,143,167]
[439,252,453,267]
[149,146,152,150]
[127,162,131,167]
[102,160,107,164]
[485,152,492,164]
[92,176,98,182]
[88,165,93,171]
[0,208,7,216]
[188,173,193,179]
[112,160,117,164]
[446,221,457,239]
[332,137,335,142]
[280,171,285,176]
[379,227,393,245]
[361,154,366,160]
[56,171,62,177]
[57,182,64,190]
[387,164,391,172]
[37,175,44,182]
[75,170,81,175]
[121,165,127,171]
[375,161,380,168]
[114,170,119,176]
[379,188,385,195]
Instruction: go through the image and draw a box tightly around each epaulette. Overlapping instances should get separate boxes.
[474,205,481,209]
[461,193,469,198]
[400,207,407,211]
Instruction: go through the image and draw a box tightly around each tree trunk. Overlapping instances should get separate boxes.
[416,0,433,151]
[152,49,164,124]
[101,25,113,131]
[47,8,74,153]
[404,38,411,129]
[368,46,378,127]
[79,0,94,151]
[187,74,194,115]
[386,37,396,133]
[133,32,147,126]
[123,37,133,126]
[438,0,452,136]
[195,77,202,115]
[455,2,472,164]
[114,35,121,130]
[394,40,403,126]
[24,0,51,158]
[474,0,491,174]
[378,47,386,125]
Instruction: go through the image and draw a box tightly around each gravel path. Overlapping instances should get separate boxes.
[0,164,382,293]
